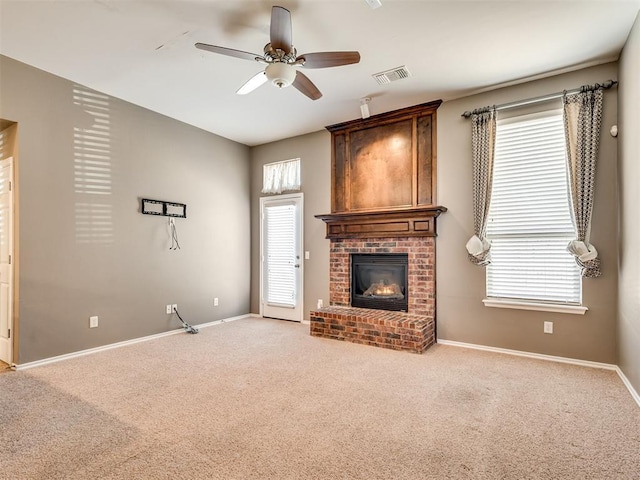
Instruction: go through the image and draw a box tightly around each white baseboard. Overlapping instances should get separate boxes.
[193,313,249,329]
[14,314,250,371]
[615,366,640,408]
[436,339,617,369]
[437,339,640,408]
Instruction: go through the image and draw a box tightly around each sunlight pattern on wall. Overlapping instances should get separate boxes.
[73,86,114,244]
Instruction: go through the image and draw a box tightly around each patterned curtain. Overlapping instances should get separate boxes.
[466,107,497,265]
[563,86,603,278]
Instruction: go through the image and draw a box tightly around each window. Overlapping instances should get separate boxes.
[262,158,300,194]
[486,110,581,305]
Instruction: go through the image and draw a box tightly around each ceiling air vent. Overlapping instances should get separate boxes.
[372,66,411,85]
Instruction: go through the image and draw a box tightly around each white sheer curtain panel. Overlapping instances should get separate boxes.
[262,158,301,194]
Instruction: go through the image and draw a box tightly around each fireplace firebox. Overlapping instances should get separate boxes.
[351,254,408,312]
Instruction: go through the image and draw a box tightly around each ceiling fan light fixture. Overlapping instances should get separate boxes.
[265,62,296,89]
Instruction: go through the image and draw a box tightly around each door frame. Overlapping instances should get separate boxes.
[0,156,15,365]
[259,192,304,322]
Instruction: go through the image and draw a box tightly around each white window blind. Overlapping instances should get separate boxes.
[262,158,300,194]
[265,203,297,307]
[486,110,581,304]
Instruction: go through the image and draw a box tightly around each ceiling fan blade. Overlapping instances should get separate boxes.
[195,43,264,62]
[292,71,322,100]
[237,71,268,95]
[296,51,361,69]
[270,6,292,54]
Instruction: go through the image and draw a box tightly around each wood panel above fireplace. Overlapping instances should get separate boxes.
[326,100,441,214]
[318,100,446,240]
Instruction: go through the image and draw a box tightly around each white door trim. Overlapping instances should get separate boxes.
[0,156,14,365]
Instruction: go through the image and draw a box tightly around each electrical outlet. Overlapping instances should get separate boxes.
[166,305,172,314]
[544,321,553,334]
[172,304,177,313]
[89,316,99,328]
[317,299,323,309]
[214,297,219,307]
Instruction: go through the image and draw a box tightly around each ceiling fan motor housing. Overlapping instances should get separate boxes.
[265,62,296,88]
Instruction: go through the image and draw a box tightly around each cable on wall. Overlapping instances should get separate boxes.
[169,218,181,250]
[173,306,198,334]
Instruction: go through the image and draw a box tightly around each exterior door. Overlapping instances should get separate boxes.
[0,158,14,364]
[260,193,303,322]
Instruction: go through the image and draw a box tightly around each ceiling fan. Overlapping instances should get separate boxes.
[195,6,361,100]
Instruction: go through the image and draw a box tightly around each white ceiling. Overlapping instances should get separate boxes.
[1,0,639,146]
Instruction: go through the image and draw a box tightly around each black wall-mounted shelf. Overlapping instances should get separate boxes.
[141,198,187,218]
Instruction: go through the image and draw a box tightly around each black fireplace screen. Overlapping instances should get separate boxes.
[351,254,408,312]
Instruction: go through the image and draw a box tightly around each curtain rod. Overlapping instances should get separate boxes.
[461,80,618,118]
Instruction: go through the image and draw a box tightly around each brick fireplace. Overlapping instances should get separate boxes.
[310,236,437,353]
[311,101,445,353]
[329,238,434,316]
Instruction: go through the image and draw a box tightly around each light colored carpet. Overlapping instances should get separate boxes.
[1,317,638,479]
[0,360,10,373]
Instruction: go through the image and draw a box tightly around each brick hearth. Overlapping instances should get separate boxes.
[310,306,434,354]
[310,237,436,353]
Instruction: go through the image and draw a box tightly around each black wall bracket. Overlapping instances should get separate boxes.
[141,198,187,218]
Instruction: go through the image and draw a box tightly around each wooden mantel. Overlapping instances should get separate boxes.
[316,206,447,240]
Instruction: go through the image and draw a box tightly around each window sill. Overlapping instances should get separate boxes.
[482,298,588,315]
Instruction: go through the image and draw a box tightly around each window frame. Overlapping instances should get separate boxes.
[483,109,585,314]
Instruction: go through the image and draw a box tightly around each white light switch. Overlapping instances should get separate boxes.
[89,316,99,328]
[305,251,310,260]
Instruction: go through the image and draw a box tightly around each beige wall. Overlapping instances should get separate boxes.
[250,63,620,364]
[0,55,251,364]
[618,13,640,393]
[437,63,618,364]
[250,131,331,317]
